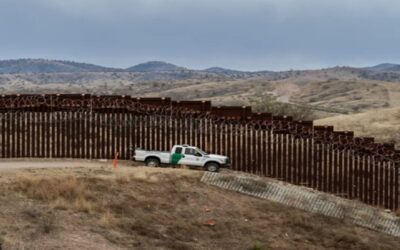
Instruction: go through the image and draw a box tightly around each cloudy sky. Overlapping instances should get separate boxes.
[1,0,399,71]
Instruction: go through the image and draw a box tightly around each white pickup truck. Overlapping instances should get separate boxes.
[132,144,230,172]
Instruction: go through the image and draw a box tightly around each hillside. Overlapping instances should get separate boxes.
[1,59,400,81]
[1,59,400,119]
[1,162,399,249]
[0,59,120,73]
[1,71,400,119]
[126,61,186,72]
[315,107,400,148]
[204,67,243,73]
[365,63,400,72]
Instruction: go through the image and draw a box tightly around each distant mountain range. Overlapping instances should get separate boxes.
[1,58,399,75]
[126,61,186,72]
[364,63,400,72]
[1,58,400,120]
[0,59,121,73]
[203,67,248,74]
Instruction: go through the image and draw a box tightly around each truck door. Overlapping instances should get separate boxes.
[171,146,184,165]
[180,147,203,166]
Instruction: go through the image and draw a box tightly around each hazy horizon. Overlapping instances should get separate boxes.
[1,0,400,71]
[0,57,398,72]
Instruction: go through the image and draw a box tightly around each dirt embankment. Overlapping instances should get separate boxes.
[0,161,399,249]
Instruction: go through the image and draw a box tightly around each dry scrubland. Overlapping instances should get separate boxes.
[2,69,400,119]
[0,164,400,249]
[316,107,400,148]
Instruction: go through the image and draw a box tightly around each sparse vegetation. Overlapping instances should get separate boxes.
[251,241,264,250]
[0,235,4,250]
[15,175,94,213]
[2,63,400,121]
[249,95,314,120]
[316,107,400,149]
[0,165,399,249]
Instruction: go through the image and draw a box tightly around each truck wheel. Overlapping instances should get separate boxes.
[145,158,160,167]
[205,162,219,172]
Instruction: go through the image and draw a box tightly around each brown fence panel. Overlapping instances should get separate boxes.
[22,110,32,157]
[85,111,90,159]
[384,161,390,208]
[9,112,14,158]
[10,112,15,158]
[261,129,267,176]
[0,112,4,158]
[302,138,308,186]
[127,112,132,158]
[94,112,100,159]
[231,123,238,171]
[395,164,399,211]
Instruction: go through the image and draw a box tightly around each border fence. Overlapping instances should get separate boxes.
[0,94,399,211]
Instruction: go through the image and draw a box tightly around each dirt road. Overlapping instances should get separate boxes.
[0,159,134,172]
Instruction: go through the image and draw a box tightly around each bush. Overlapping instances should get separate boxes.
[251,241,264,250]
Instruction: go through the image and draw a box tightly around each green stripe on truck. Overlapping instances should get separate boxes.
[171,153,184,165]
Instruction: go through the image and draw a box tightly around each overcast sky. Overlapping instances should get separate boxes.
[1,0,400,71]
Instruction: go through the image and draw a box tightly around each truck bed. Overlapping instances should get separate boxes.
[133,149,171,163]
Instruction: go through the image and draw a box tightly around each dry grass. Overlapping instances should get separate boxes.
[316,107,400,148]
[0,235,4,250]
[14,175,95,213]
[1,166,399,249]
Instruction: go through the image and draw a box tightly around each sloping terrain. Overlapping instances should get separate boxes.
[365,63,400,72]
[316,107,400,148]
[2,72,400,119]
[0,163,399,249]
[1,59,400,119]
[0,59,120,73]
[126,61,187,72]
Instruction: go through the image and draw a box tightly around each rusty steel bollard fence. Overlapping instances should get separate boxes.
[0,94,399,211]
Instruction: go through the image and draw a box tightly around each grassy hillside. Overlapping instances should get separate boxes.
[126,61,186,72]
[315,107,400,148]
[1,165,399,249]
[0,59,120,73]
[1,64,400,120]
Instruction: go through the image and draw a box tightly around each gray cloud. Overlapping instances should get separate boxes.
[1,0,400,70]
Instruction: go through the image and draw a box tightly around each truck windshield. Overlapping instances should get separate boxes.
[196,148,207,155]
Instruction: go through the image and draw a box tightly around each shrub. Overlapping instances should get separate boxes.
[251,241,264,250]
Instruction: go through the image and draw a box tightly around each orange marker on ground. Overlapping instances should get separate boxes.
[113,152,119,169]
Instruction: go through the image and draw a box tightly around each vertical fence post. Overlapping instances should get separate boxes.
[1,112,6,157]
[389,161,395,210]
[232,123,238,171]
[384,161,390,208]
[11,111,16,158]
[7,111,12,158]
[301,137,307,186]
[395,162,399,211]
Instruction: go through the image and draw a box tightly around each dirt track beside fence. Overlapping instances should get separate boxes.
[0,158,132,172]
